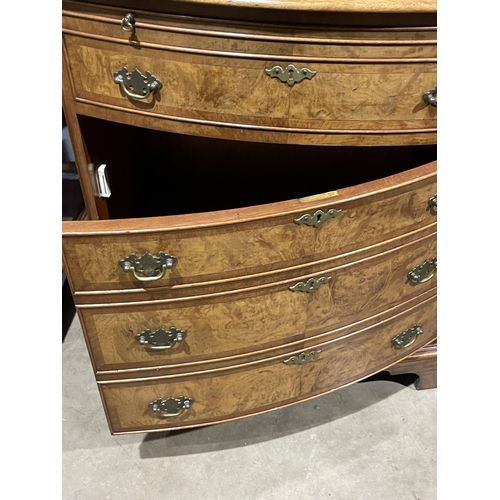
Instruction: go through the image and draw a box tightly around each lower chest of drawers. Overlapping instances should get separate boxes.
[64,155,437,434]
[98,292,436,434]
[67,195,436,434]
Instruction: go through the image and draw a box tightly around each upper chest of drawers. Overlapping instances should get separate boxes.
[63,1,437,146]
[62,1,438,304]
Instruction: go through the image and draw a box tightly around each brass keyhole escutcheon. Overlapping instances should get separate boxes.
[294,208,342,228]
[265,64,317,86]
[289,276,331,293]
[284,350,322,365]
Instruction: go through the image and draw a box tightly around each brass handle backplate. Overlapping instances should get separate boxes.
[119,251,177,282]
[294,208,342,228]
[114,67,162,100]
[408,258,437,286]
[284,350,322,365]
[289,276,331,293]
[428,194,437,216]
[149,397,193,418]
[265,64,316,86]
[121,13,135,32]
[392,324,423,350]
[422,86,437,107]
[135,327,186,350]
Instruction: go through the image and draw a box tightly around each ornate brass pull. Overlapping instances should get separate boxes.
[392,324,423,350]
[265,64,317,87]
[428,194,437,216]
[114,67,162,100]
[289,276,331,293]
[294,208,342,228]
[135,327,186,351]
[119,251,177,282]
[408,258,437,286]
[284,350,322,365]
[422,86,437,107]
[121,13,135,32]
[149,397,193,418]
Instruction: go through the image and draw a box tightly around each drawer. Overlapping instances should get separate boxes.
[99,294,436,434]
[62,161,437,296]
[62,7,436,145]
[63,6,437,57]
[79,229,436,374]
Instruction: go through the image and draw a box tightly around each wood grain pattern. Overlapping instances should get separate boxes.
[73,0,437,15]
[63,8,437,44]
[71,223,436,304]
[78,230,436,373]
[99,294,436,434]
[63,41,109,220]
[62,5,436,146]
[81,289,308,372]
[62,16,437,60]
[289,64,436,123]
[74,98,437,146]
[63,36,436,135]
[69,0,436,29]
[62,1,438,438]
[164,0,437,13]
[62,162,436,294]
[94,287,436,381]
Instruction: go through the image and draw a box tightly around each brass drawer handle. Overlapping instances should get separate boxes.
[121,13,135,32]
[114,67,162,100]
[119,251,177,282]
[289,276,331,293]
[284,350,322,365]
[135,327,186,351]
[294,208,342,228]
[392,324,423,350]
[428,194,437,216]
[408,258,437,286]
[149,397,193,418]
[265,64,316,87]
[422,86,437,107]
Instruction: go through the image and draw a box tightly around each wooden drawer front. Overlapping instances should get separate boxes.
[99,295,436,434]
[62,163,436,294]
[62,8,437,61]
[79,230,436,373]
[287,64,435,127]
[63,36,435,134]
[62,8,436,145]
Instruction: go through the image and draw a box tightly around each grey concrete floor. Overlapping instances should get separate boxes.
[63,314,436,500]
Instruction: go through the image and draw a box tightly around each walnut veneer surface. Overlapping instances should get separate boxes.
[62,0,437,435]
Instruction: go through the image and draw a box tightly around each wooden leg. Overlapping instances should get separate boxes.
[387,340,437,390]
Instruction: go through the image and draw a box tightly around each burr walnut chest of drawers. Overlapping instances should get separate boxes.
[62,0,437,435]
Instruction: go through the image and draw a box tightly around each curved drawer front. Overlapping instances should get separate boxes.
[62,162,436,294]
[63,8,437,57]
[79,230,436,373]
[99,295,436,434]
[63,9,436,145]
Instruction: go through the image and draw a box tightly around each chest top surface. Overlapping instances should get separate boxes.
[74,0,437,13]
